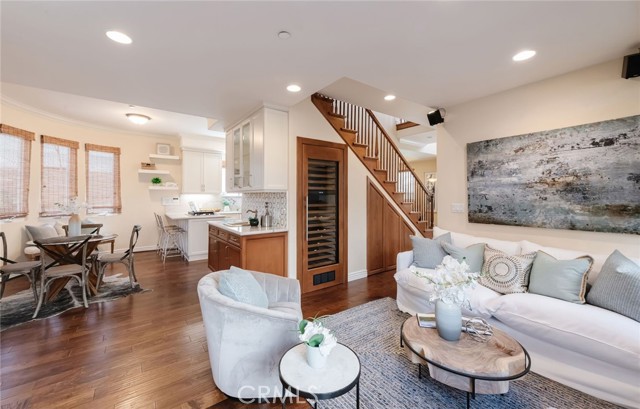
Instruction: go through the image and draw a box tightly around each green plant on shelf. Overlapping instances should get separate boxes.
[151,177,163,185]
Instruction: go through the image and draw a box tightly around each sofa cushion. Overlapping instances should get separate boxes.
[218,266,269,308]
[486,292,640,372]
[410,233,451,269]
[25,224,59,241]
[528,251,593,304]
[480,246,537,294]
[441,242,485,273]
[434,227,520,255]
[520,240,606,284]
[587,250,640,322]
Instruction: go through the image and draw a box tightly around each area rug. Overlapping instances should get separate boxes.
[318,297,622,409]
[0,275,150,332]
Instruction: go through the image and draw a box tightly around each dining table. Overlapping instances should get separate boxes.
[35,233,118,301]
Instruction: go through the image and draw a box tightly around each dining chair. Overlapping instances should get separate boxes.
[0,232,41,302]
[33,235,92,318]
[95,225,141,289]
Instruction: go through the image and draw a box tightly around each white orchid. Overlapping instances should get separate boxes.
[411,255,481,308]
[298,317,337,357]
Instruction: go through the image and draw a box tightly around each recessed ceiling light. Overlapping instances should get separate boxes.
[512,50,536,62]
[384,94,396,101]
[126,113,151,125]
[278,31,291,40]
[286,84,301,93]
[106,31,132,45]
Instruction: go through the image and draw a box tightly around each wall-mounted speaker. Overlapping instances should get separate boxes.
[622,52,640,79]
[427,108,445,126]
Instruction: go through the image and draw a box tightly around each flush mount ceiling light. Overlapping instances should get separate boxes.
[126,113,151,125]
[384,94,396,101]
[106,30,132,44]
[286,84,301,93]
[512,50,536,62]
[277,31,291,39]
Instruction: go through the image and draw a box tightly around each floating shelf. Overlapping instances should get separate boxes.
[149,185,180,190]
[138,169,170,175]
[149,154,180,160]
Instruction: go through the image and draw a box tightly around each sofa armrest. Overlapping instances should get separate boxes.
[251,271,301,305]
[397,250,414,271]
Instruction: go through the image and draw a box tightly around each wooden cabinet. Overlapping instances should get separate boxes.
[367,179,414,275]
[208,225,288,276]
[182,149,222,194]
[225,107,288,192]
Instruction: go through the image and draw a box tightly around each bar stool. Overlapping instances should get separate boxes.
[154,213,186,263]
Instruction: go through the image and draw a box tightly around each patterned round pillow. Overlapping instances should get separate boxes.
[480,246,537,294]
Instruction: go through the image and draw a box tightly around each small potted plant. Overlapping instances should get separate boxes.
[151,177,162,185]
[298,316,337,368]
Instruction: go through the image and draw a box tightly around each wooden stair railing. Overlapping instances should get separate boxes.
[311,93,434,234]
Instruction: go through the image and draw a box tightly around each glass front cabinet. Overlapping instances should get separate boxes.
[225,107,288,192]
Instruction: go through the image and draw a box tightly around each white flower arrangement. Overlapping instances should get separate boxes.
[54,196,88,215]
[410,256,481,308]
[298,317,337,357]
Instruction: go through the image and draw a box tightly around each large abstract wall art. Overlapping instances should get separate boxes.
[467,115,640,235]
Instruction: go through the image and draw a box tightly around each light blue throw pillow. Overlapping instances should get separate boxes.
[587,250,640,322]
[218,266,269,308]
[441,242,485,273]
[410,233,451,269]
[528,251,593,304]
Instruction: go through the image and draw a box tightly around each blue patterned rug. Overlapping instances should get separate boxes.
[318,297,621,409]
[0,275,149,332]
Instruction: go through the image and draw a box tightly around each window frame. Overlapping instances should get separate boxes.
[85,143,122,214]
[40,135,79,216]
[0,124,34,219]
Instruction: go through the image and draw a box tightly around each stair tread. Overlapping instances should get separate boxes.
[363,156,378,161]
[340,128,357,134]
[328,112,346,119]
[353,142,368,147]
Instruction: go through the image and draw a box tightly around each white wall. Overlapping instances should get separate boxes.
[0,102,181,259]
[437,59,640,257]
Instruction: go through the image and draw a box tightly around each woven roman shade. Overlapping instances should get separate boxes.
[40,135,79,216]
[0,124,34,219]
[85,143,122,214]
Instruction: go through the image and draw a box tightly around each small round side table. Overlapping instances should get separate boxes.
[279,342,360,409]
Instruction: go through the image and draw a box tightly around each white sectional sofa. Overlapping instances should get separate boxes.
[395,227,640,409]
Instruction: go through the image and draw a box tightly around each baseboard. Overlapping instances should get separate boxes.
[348,269,367,282]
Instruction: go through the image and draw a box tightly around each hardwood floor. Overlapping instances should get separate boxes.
[0,252,397,409]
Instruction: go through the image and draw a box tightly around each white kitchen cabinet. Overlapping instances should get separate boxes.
[182,149,222,194]
[225,106,288,192]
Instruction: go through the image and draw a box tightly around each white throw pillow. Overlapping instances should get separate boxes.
[433,227,520,255]
[480,246,537,294]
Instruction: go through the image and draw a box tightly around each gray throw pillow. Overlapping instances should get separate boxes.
[528,251,593,304]
[25,224,59,241]
[480,245,537,294]
[410,233,451,269]
[441,242,485,273]
[218,266,269,308]
[587,250,640,322]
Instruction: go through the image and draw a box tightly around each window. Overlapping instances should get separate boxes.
[40,135,78,216]
[0,124,34,219]
[85,144,121,214]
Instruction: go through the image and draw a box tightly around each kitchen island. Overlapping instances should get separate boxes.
[165,213,228,261]
[208,221,288,276]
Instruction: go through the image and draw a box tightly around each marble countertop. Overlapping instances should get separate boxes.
[209,220,288,236]
[165,213,227,221]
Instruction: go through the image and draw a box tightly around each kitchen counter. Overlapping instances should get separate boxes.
[165,213,226,221]
[209,221,288,236]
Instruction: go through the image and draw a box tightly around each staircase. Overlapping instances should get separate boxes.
[311,93,434,235]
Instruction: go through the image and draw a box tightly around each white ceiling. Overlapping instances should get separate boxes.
[1,1,638,139]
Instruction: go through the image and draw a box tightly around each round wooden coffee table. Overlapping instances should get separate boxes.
[401,316,530,408]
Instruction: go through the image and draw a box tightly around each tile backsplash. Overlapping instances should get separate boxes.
[241,192,288,228]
